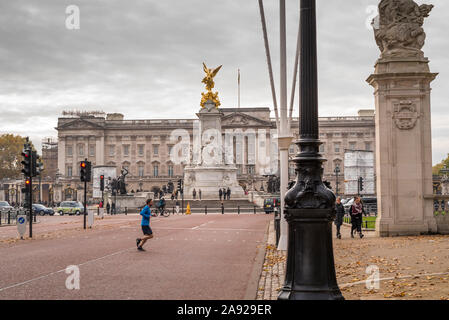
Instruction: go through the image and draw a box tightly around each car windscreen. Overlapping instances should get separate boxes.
[0,202,9,206]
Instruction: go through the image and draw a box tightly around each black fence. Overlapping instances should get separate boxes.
[343,216,375,229]
[120,204,267,216]
[0,209,32,226]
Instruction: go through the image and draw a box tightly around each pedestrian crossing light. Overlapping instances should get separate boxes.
[80,160,92,182]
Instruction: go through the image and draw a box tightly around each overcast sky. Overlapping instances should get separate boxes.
[0,0,448,164]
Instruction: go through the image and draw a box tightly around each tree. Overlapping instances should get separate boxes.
[433,154,449,176]
[0,134,35,179]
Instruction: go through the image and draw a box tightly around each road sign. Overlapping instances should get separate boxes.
[17,215,27,239]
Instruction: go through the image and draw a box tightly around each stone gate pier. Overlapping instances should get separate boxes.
[367,0,438,236]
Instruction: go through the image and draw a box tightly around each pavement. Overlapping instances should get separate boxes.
[256,221,449,300]
[0,213,271,300]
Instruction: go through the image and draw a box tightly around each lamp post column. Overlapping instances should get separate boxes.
[278,0,343,300]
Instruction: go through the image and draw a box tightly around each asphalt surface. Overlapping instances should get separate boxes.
[0,213,271,300]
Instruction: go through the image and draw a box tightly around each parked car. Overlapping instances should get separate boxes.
[0,201,14,212]
[56,201,84,216]
[361,197,377,215]
[263,197,280,214]
[32,204,55,216]
[343,198,355,214]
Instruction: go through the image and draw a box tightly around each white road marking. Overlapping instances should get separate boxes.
[0,247,134,293]
[340,271,449,289]
[157,227,260,232]
[191,220,215,230]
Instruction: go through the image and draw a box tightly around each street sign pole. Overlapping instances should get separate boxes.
[17,215,27,240]
[83,179,87,230]
[29,157,33,239]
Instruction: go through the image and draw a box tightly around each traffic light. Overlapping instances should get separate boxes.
[31,151,40,177]
[358,177,364,192]
[177,179,183,194]
[80,160,92,182]
[100,175,105,191]
[21,148,32,177]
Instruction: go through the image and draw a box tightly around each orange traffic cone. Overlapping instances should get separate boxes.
[186,203,191,215]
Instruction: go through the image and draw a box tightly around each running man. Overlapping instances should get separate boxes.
[136,199,154,251]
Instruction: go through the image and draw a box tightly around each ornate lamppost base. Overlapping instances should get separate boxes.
[277,208,344,301]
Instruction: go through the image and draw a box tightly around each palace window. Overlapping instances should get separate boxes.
[138,145,144,156]
[365,142,372,151]
[67,146,73,157]
[138,165,145,177]
[109,145,115,157]
[168,165,174,177]
[67,166,72,177]
[168,145,173,156]
[319,143,325,153]
[334,143,341,153]
[78,145,84,156]
[89,145,95,157]
[289,165,295,176]
[153,165,159,177]
[349,142,356,150]
[289,145,295,154]
[247,165,255,175]
[123,145,130,157]
[153,145,159,156]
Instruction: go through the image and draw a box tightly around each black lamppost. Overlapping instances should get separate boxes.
[334,165,341,196]
[278,0,343,300]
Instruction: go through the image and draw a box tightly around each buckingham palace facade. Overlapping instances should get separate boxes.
[54,108,375,201]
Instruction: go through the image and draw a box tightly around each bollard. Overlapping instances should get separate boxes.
[365,221,368,229]
[97,207,100,216]
[221,203,224,215]
[238,206,240,215]
[274,208,281,246]
[254,206,256,214]
[34,211,37,223]
[205,206,207,215]
[8,211,11,224]
[125,207,128,216]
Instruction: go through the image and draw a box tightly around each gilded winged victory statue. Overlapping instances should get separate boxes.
[200,63,222,108]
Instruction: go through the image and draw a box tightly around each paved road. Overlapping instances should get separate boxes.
[0,214,271,300]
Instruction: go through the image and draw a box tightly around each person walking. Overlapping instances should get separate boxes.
[226,187,231,200]
[106,202,110,214]
[198,189,202,201]
[350,197,364,238]
[193,189,197,200]
[335,197,345,239]
[136,199,154,251]
[222,188,227,200]
[219,188,223,201]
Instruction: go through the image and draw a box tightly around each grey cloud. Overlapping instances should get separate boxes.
[0,0,448,163]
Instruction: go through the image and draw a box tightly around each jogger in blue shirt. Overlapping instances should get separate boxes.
[136,199,154,251]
